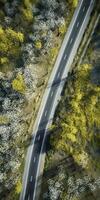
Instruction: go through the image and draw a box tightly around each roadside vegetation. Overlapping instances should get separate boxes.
[0,0,77,199]
[40,18,100,200]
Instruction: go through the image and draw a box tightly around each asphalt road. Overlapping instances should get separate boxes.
[21,0,95,199]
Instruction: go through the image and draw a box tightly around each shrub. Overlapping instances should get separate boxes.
[35,40,42,49]
[0,57,9,65]
[15,180,22,194]
[21,8,33,22]
[12,73,26,94]
[58,24,66,35]
[0,115,9,125]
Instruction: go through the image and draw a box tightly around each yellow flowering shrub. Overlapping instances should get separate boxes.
[22,7,33,22]
[59,24,66,35]
[12,73,26,93]
[15,180,22,194]
[35,40,42,49]
[0,57,9,64]
[0,115,9,125]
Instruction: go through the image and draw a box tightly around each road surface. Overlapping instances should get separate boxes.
[20,0,95,199]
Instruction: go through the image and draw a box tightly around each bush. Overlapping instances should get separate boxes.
[12,73,26,93]
[0,115,9,125]
[21,7,33,22]
[68,0,78,8]
[58,24,66,35]
[0,26,24,69]
[0,57,9,65]
[15,180,22,194]
[35,40,42,49]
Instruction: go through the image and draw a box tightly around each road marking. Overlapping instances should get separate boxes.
[34,157,36,163]
[76,21,79,28]
[57,72,60,78]
[37,135,40,141]
[83,6,85,12]
[70,38,73,44]
[30,176,33,182]
[51,91,54,97]
[44,110,47,117]
[64,54,67,60]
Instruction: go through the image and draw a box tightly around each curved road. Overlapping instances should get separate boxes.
[20,0,95,200]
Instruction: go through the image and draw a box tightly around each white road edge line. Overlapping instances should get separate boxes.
[32,1,95,200]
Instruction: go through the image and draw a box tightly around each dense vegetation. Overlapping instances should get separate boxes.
[0,0,78,72]
[0,0,78,199]
[41,20,100,200]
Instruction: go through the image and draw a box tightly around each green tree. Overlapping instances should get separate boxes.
[0,26,24,69]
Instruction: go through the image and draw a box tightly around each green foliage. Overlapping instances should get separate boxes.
[35,40,42,49]
[23,0,37,8]
[0,26,24,53]
[21,7,33,22]
[49,47,58,59]
[72,0,78,7]
[6,28,24,43]
[0,57,9,65]
[21,0,36,23]
[58,24,66,35]
[68,0,78,8]
[0,115,9,125]
[51,63,100,167]
[0,26,24,69]
[15,180,22,194]
[12,73,26,93]
[0,10,5,21]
